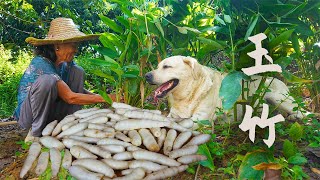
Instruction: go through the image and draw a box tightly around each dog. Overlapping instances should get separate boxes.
[145,55,307,121]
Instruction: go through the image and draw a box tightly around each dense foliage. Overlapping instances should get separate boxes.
[1,0,319,179]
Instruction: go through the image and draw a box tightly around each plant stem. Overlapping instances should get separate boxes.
[229,25,235,70]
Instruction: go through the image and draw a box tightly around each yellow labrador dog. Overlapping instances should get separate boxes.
[145,55,306,121]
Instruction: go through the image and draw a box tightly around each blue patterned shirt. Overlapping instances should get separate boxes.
[14,56,74,120]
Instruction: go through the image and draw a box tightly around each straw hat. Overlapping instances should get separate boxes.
[25,17,100,46]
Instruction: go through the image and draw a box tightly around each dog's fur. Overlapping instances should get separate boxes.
[145,55,305,121]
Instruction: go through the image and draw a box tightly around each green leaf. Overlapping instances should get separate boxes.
[198,143,215,171]
[274,56,293,70]
[223,15,232,23]
[92,45,119,58]
[289,122,304,141]
[92,70,115,82]
[288,154,307,165]
[245,14,259,40]
[215,15,226,26]
[282,70,313,84]
[99,14,123,33]
[269,29,295,49]
[219,71,246,110]
[238,150,271,180]
[197,37,225,49]
[103,33,125,52]
[283,140,296,158]
[98,89,113,105]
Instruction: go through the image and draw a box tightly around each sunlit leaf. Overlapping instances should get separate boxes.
[99,14,123,33]
[223,15,232,23]
[214,15,226,26]
[177,26,188,34]
[282,70,313,83]
[198,143,215,171]
[283,140,296,158]
[289,122,304,141]
[269,29,295,49]
[245,14,259,40]
[197,37,225,49]
[288,153,307,165]
[98,89,113,105]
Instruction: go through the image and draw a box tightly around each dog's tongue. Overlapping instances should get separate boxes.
[153,81,174,102]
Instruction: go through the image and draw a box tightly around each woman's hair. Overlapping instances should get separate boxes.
[33,45,57,62]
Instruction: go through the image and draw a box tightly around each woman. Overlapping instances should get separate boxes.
[14,17,105,141]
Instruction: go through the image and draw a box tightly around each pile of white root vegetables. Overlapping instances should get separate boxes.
[20,102,211,180]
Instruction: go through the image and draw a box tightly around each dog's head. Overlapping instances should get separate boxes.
[145,55,202,101]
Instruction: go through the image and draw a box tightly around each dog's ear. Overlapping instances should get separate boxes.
[183,56,202,80]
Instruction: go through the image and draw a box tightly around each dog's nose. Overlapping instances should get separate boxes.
[145,72,153,83]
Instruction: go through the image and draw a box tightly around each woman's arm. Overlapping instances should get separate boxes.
[57,80,106,105]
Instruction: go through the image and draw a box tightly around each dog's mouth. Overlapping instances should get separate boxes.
[154,79,179,102]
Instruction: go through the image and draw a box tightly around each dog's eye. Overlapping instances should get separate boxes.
[163,65,171,69]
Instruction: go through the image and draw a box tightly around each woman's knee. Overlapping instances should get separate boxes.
[32,74,59,93]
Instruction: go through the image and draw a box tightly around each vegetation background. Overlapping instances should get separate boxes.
[0,0,319,179]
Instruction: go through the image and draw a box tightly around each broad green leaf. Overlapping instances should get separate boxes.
[89,58,119,69]
[214,15,226,26]
[92,70,114,82]
[184,27,201,33]
[245,14,259,40]
[116,16,130,28]
[283,140,296,158]
[219,71,247,110]
[128,79,138,95]
[267,22,297,29]
[282,70,313,84]
[288,154,307,165]
[269,29,295,49]
[238,150,271,180]
[92,46,118,59]
[99,14,123,33]
[274,56,293,70]
[99,35,117,52]
[289,122,304,141]
[197,37,225,49]
[198,143,215,171]
[103,33,124,52]
[154,19,164,37]
[291,32,301,55]
[223,15,231,23]
[98,89,113,105]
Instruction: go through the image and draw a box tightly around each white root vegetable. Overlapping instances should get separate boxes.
[168,145,198,159]
[101,158,129,170]
[121,169,134,175]
[113,168,145,180]
[74,130,85,136]
[52,115,76,136]
[132,150,181,166]
[70,145,98,159]
[50,148,61,177]
[115,119,170,131]
[87,116,109,124]
[163,129,177,155]
[69,165,103,180]
[63,139,111,158]
[113,152,133,160]
[83,129,114,138]
[129,160,168,171]
[35,151,49,176]
[177,119,194,129]
[68,135,101,143]
[100,145,125,153]
[115,132,131,142]
[173,131,192,150]
[62,120,79,131]
[144,165,188,180]
[39,136,65,151]
[112,102,136,109]
[19,142,42,178]
[122,110,169,121]
[104,127,116,133]
[42,120,58,136]
[157,128,167,149]
[115,108,131,115]
[74,107,99,116]
[72,159,115,178]
[126,146,142,152]
[150,127,161,137]
[177,155,207,164]
[62,149,72,169]
[88,123,108,130]
[79,113,109,123]
[183,134,211,147]
[105,121,116,127]
[123,130,129,135]
[97,138,132,147]
[75,109,112,119]
[107,113,127,121]
[139,129,160,152]
[57,122,88,139]
[128,130,141,146]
